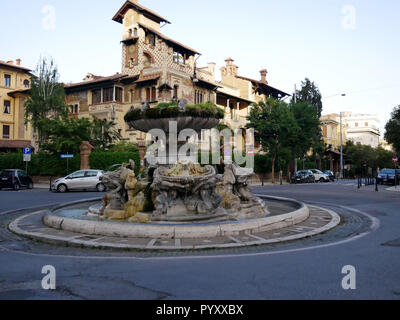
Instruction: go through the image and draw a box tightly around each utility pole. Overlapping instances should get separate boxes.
[340,94,346,180]
[293,84,298,175]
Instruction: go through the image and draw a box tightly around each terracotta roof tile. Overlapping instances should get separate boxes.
[0,61,31,72]
[113,0,170,24]
[138,23,200,55]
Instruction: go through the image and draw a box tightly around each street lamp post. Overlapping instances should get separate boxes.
[340,94,346,180]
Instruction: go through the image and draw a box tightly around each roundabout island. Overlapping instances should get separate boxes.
[8,100,341,252]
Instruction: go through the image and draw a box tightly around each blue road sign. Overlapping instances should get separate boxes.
[23,147,31,155]
[61,154,74,159]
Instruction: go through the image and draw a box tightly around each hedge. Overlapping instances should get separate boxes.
[0,152,140,177]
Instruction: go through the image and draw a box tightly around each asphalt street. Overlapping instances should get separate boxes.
[0,182,399,300]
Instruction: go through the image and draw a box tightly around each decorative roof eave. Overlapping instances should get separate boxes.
[0,61,32,73]
[64,74,128,92]
[235,75,290,99]
[158,83,173,91]
[112,0,171,25]
[134,74,160,86]
[121,37,139,45]
[216,90,254,105]
[254,82,290,99]
[7,88,31,97]
[137,23,200,56]
[193,78,221,91]
[0,139,32,149]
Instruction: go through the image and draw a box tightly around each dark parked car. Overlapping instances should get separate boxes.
[377,169,400,185]
[291,170,315,184]
[0,169,34,191]
[324,170,336,182]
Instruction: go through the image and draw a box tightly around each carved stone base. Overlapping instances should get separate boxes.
[103,209,128,221]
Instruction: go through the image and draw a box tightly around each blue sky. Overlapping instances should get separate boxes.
[1,0,399,135]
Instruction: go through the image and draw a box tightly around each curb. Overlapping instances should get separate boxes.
[42,196,309,240]
[8,205,341,251]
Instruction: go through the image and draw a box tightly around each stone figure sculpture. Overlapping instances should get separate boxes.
[217,163,268,219]
[178,99,187,111]
[97,159,268,223]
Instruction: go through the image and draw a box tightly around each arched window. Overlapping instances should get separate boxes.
[23,79,29,88]
[143,53,151,68]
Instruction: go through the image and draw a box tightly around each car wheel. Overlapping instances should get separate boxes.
[14,183,21,191]
[28,182,34,189]
[319,178,325,183]
[96,183,106,192]
[57,184,68,193]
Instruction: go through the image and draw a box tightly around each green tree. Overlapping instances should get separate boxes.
[91,118,122,150]
[110,141,139,153]
[294,78,323,119]
[38,117,94,154]
[385,105,400,153]
[247,97,299,183]
[289,101,321,163]
[24,57,69,148]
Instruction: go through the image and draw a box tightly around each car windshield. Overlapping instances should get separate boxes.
[0,170,12,178]
[380,169,395,174]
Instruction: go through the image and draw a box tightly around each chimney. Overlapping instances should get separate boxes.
[260,69,268,84]
[225,57,234,66]
[16,59,21,66]
[222,58,238,77]
[207,62,216,75]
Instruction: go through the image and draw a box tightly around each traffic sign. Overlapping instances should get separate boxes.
[61,154,74,159]
[393,156,398,163]
[23,154,31,162]
[23,147,31,155]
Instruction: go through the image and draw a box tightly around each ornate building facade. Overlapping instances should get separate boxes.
[64,0,289,145]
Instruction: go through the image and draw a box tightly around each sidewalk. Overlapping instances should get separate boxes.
[34,183,51,189]
[386,186,400,192]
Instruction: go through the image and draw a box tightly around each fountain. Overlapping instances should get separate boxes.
[10,101,342,250]
[91,100,269,224]
[35,100,322,245]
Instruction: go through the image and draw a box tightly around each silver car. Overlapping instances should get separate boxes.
[51,170,106,193]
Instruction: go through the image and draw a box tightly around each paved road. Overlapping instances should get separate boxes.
[0,188,104,214]
[0,184,399,300]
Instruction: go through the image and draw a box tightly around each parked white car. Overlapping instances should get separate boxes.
[310,169,330,183]
[51,170,106,193]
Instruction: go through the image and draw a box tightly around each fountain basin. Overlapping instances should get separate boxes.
[43,196,309,240]
[128,116,220,134]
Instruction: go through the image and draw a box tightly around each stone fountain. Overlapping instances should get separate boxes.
[91,100,269,223]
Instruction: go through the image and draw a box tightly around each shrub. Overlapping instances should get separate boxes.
[0,151,140,177]
[89,152,140,176]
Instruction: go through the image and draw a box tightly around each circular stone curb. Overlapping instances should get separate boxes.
[42,196,309,240]
[8,200,341,251]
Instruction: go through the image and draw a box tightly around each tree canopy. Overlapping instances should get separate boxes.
[384,105,400,153]
[294,78,323,119]
[247,97,300,182]
[289,101,321,159]
[24,57,69,146]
